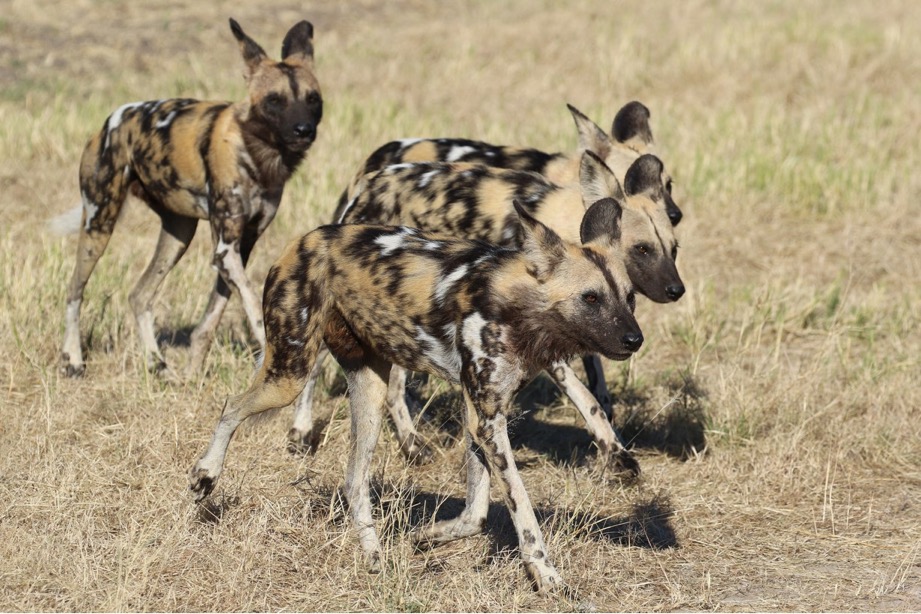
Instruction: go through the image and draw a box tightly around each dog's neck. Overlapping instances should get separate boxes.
[237,114,307,188]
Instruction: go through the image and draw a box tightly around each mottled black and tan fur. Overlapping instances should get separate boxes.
[291,151,682,468]
[190,199,642,593]
[60,18,322,377]
[333,101,682,226]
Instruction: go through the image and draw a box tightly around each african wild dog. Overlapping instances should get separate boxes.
[60,18,322,377]
[289,151,682,472]
[190,198,642,592]
[333,101,682,226]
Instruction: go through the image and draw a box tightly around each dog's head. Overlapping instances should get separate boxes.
[568,102,682,226]
[230,18,323,154]
[579,151,684,304]
[511,199,643,363]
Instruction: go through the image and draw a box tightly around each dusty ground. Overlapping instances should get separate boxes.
[1,0,920,611]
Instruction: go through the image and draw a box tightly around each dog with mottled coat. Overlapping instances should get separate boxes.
[60,18,322,377]
[190,198,642,593]
[290,150,682,472]
[334,101,683,226]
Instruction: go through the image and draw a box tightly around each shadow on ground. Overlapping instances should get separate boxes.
[411,370,710,467]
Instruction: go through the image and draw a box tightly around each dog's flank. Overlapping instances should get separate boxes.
[190,199,642,593]
[60,18,322,378]
[333,101,682,226]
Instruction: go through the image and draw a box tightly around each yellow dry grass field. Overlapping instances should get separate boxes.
[2,0,920,610]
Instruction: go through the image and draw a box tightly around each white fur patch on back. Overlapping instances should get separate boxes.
[103,101,144,150]
[446,145,477,162]
[417,169,440,188]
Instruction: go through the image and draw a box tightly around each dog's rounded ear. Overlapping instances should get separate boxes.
[229,18,268,78]
[567,103,613,160]
[282,20,315,61]
[514,200,567,282]
[580,197,623,246]
[612,101,654,148]
[624,154,665,197]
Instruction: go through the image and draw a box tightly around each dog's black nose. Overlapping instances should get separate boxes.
[668,208,683,226]
[293,123,315,139]
[665,284,685,301]
[622,332,644,352]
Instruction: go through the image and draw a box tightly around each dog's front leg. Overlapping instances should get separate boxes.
[549,361,639,476]
[470,390,563,593]
[188,215,266,374]
[580,354,614,420]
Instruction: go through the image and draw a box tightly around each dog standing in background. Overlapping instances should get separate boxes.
[60,18,322,377]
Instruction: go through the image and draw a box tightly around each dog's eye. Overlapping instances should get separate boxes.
[264,93,285,110]
[307,92,321,106]
[627,292,636,312]
[635,244,649,256]
[582,292,599,305]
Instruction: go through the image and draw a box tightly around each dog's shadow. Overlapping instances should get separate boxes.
[412,370,709,467]
[289,479,678,555]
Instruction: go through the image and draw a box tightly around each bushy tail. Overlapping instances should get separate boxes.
[48,203,84,236]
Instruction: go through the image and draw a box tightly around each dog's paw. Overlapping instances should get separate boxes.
[61,353,86,378]
[399,434,434,466]
[189,468,216,502]
[609,449,641,480]
[287,427,322,456]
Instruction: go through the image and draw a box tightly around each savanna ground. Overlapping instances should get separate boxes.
[1,0,920,611]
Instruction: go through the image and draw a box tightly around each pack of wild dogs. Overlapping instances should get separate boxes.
[59,19,685,592]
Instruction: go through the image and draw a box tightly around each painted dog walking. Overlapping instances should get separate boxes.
[60,18,322,377]
[290,151,681,472]
[190,198,642,593]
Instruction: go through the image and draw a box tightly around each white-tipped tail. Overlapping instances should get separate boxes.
[48,203,83,236]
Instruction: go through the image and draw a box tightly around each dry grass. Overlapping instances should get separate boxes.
[2,0,920,610]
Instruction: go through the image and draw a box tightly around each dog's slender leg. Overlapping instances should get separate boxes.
[128,213,197,374]
[412,427,491,547]
[549,361,638,476]
[581,353,614,420]
[385,366,433,465]
[471,393,564,593]
[288,344,331,454]
[61,178,129,376]
[190,370,306,500]
[186,276,231,375]
[187,223,261,375]
[342,357,390,573]
[213,242,266,349]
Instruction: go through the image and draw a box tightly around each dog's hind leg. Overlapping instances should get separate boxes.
[412,428,491,548]
[128,212,198,374]
[341,356,391,573]
[190,367,307,500]
[288,344,331,454]
[61,160,131,377]
[385,366,433,465]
